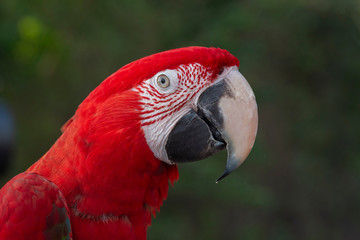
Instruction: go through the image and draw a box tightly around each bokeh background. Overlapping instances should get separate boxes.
[1,0,360,239]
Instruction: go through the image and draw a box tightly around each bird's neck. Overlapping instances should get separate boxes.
[27,119,179,239]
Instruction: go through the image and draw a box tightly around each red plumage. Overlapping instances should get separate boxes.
[0,173,71,239]
[0,47,239,239]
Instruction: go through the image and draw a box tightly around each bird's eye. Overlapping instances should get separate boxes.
[156,74,170,88]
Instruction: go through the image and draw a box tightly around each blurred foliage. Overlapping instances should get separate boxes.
[1,0,360,239]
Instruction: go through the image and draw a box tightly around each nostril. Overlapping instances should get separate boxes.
[218,67,225,75]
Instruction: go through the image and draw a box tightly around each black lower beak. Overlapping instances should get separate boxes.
[165,109,225,163]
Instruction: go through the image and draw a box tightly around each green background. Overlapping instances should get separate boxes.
[1,0,360,239]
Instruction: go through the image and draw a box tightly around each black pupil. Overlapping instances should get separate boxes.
[160,78,166,84]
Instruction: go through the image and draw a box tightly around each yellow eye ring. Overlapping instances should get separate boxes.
[156,74,170,88]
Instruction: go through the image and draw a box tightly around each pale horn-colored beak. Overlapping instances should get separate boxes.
[216,68,258,182]
[196,67,258,182]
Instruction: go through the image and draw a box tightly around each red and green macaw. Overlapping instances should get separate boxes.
[0,47,258,240]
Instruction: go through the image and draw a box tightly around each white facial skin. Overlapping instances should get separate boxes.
[134,63,214,164]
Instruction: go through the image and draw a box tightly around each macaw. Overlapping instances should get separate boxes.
[0,47,258,240]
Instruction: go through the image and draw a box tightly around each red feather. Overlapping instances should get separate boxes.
[0,173,71,240]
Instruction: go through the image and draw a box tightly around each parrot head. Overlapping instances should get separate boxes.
[26,47,258,239]
[73,46,258,182]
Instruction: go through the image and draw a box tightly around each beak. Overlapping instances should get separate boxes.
[165,68,258,181]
